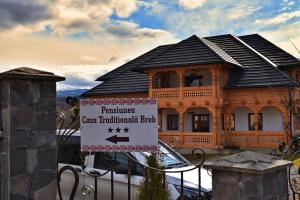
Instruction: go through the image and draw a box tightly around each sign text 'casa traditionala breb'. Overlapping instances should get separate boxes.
[80,98,158,152]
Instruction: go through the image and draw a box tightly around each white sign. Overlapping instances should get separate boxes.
[80,98,158,152]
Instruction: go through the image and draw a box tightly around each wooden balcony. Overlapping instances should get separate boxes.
[159,131,287,149]
[152,86,213,100]
[223,131,287,148]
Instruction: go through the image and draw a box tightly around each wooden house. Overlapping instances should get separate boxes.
[82,34,300,149]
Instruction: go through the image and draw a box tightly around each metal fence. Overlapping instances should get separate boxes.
[56,97,210,200]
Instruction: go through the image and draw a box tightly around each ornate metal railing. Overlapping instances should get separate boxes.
[56,96,210,200]
[270,136,300,200]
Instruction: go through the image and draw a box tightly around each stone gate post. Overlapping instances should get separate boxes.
[0,67,64,200]
[204,151,292,200]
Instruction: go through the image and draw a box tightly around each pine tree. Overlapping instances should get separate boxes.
[137,153,171,200]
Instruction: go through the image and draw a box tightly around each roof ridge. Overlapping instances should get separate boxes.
[233,35,277,67]
[239,34,300,63]
[200,37,242,68]
[96,44,174,81]
[232,35,297,86]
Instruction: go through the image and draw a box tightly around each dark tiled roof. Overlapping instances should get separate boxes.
[239,34,300,67]
[205,34,297,88]
[82,45,172,97]
[201,38,242,67]
[137,35,241,70]
[96,44,173,81]
[83,34,298,97]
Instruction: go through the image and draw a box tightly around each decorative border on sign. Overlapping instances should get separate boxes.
[81,145,158,152]
[80,98,157,106]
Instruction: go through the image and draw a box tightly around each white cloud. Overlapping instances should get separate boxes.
[113,0,139,18]
[178,0,207,10]
[288,1,295,6]
[166,1,261,37]
[259,20,300,57]
[255,10,300,25]
[142,1,166,14]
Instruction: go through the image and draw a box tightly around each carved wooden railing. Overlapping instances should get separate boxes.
[182,86,212,98]
[159,131,216,148]
[224,131,286,148]
[152,88,179,99]
[152,86,213,99]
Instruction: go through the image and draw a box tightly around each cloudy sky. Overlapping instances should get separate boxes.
[0,0,300,90]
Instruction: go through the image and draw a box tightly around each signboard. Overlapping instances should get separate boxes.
[80,98,158,152]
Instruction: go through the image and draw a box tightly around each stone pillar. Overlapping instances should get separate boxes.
[204,151,292,200]
[0,67,64,200]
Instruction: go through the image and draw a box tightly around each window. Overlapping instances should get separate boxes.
[160,75,169,88]
[167,114,179,130]
[58,144,81,166]
[94,152,144,176]
[258,113,263,130]
[94,152,115,170]
[184,75,203,87]
[193,114,209,132]
[248,113,263,130]
[152,76,159,89]
[231,114,235,131]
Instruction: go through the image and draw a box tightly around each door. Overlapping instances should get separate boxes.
[192,114,209,132]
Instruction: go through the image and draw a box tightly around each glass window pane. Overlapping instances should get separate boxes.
[167,114,178,130]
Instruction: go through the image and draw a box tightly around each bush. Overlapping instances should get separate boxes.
[137,153,171,200]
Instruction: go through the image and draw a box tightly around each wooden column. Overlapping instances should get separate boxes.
[211,68,217,98]
[149,71,153,98]
[254,112,260,147]
[158,109,162,132]
[211,66,221,99]
[178,70,184,99]
[178,110,185,145]
[213,106,221,148]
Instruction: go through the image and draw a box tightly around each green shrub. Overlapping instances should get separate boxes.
[137,153,171,200]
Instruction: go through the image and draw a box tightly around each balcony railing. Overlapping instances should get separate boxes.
[159,131,287,149]
[223,131,286,148]
[152,88,179,99]
[152,86,213,99]
[159,131,216,148]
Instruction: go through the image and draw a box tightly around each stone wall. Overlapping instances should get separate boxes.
[0,68,64,200]
[204,151,292,200]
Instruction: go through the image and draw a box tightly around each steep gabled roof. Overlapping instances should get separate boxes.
[83,34,298,97]
[96,44,173,82]
[239,34,300,67]
[137,35,241,71]
[205,34,297,88]
[82,45,173,97]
